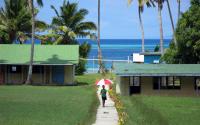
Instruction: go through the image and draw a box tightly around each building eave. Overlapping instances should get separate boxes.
[116,73,200,77]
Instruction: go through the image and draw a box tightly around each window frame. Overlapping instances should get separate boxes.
[8,65,22,73]
[129,76,141,87]
[153,76,181,90]
[195,77,200,90]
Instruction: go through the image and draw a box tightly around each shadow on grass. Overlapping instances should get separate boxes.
[130,96,169,125]
[76,82,89,86]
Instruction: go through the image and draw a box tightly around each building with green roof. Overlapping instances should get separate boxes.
[0,45,79,85]
[114,63,200,96]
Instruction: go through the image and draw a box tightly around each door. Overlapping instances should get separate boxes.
[0,66,4,84]
[52,66,64,84]
[130,76,141,94]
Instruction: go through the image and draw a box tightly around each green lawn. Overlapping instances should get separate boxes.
[121,95,200,125]
[0,74,101,125]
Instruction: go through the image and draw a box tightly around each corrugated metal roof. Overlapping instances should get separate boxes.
[0,45,79,65]
[114,63,200,76]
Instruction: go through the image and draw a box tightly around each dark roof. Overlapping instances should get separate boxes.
[0,45,79,65]
[114,63,200,76]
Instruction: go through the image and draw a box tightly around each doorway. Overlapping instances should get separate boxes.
[129,76,141,94]
[52,66,64,84]
[0,67,4,84]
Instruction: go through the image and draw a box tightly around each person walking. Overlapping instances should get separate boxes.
[100,85,107,107]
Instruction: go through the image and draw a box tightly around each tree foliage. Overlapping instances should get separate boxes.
[76,42,91,75]
[162,0,200,64]
[0,0,31,43]
[50,0,96,44]
[0,0,47,44]
[48,0,96,74]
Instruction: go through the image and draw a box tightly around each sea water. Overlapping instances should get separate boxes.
[78,39,171,72]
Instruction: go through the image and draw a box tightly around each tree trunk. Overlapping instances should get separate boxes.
[158,2,164,55]
[97,0,104,74]
[26,0,35,84]
[138,8,145,53]
[178,0,181,19]
[166,0,177,46]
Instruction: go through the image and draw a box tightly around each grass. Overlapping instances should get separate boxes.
[121,95,200,125]
[0,74,101,125]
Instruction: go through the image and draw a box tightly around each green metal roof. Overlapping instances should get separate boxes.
[0,44,79,65]
[114,63,200,76]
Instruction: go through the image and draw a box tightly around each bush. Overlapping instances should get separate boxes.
[76,41,91,75]
[163,0,200,64]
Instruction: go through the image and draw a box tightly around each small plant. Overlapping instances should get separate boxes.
[109,87,128,125]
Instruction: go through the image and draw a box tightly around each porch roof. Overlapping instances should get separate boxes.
[114,63,200,76]
[0,45,79,65]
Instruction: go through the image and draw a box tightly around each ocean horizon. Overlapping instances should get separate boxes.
[78,39,171,72]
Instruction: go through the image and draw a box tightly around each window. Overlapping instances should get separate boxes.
[195,77,200,90]
[174,77,181,89]
[8,65,22,73]
[129,76,141,94]
[130,76,140,86]
[153,77,181,90]
[32,66,44,73]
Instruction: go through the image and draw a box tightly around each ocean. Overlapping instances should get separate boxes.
[78,39,171,72]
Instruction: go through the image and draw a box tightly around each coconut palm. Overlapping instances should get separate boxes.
[97,0,105,73]
[128,0,155,52]
[177,0,181,19]
[0,0,46,44]
[26,0,43,84]
[154,0,165,55]
[166,0,177,46]
[0,0,32,43]
[50,0,97,44]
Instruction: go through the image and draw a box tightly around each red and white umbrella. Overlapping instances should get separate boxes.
[96,79,113,86]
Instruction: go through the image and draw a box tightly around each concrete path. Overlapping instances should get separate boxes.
[92,89,119,125]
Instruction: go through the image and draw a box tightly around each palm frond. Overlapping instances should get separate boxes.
[51,5,60,17]
[36,0,43,7]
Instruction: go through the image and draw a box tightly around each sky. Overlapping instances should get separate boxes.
[0,0,191,39]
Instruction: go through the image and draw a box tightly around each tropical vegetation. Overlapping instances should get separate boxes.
[162,0,200,63]
[128,0,155,53]
[50,1,96,44]
[97,0,105,74]
[45,1,96,74]
[0,0,96,75]
[26,0,44,84]
[0,0,46,44]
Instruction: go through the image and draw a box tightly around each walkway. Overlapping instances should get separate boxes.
[92,89,119,125]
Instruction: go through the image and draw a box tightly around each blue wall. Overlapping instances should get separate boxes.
[144,55,161,64]
[52,66,64,84]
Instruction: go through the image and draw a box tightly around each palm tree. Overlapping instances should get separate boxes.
[177,0,181,19]
[154,0,164,55]
[50,0,96,44]
[0,0,32,43]
[166,0,177,46]
[26,0,43,84]
[97,0,104,73]
[128,0,155,53]
[0,0,46,44]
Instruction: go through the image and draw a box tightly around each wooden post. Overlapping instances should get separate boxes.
[44,66,46,84]
[5,65,8,84]
[21,66,24,84]
[50,66,52,84]
[73,65,75,84]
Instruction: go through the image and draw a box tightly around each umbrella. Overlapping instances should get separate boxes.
[96,79,113,86]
